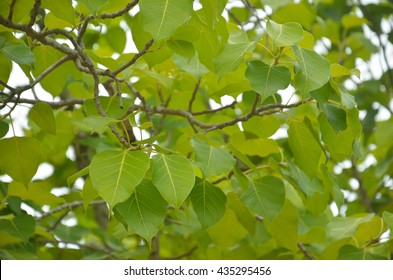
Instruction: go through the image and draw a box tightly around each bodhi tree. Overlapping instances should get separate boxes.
[1,0,393,260]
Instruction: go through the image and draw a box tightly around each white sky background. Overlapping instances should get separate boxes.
[1,0,392,224]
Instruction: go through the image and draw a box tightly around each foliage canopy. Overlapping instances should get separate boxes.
[1,0,393,260]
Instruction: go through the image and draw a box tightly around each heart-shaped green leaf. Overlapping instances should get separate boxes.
[293,45,330,96]
[246,60,291,101]
[114,180,167,246]
[190,178,227,228]
[152,154,195,208]
[242,176,285,221]
[0,137,42,185]
[191,137,235,178]
[266,20,304,47]
[90,150,150,209]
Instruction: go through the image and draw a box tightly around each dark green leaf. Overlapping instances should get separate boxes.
[323,104,347,133]
[0,120,9,138]
[190,178,227,228]
[0,214,35,243]
[114,180,167,246]
[0,41,35,67]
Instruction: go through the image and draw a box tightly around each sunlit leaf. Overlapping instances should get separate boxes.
[326,214,375,241]
[89,150,150,209]
[151,154,195,208]
[331,63,360,79]
[77,0,107,14]
[266,20,304,47]
[140,0,193,40]
[288,120,324,177]
[8,181,66,205]
[0,137,42,185]
[42,0,75,25]
[293,45,330,96]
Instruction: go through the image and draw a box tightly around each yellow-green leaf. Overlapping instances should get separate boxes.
[29,102,57,135]
[0,137,42,185]
[89,150,150,209]
[288,120,324,177]
[152,154,195,208]
[266,20,304,47]
[140,0,193,40]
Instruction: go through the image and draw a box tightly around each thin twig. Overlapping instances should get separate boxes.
[188,78,201,112]
[297,242,314,260]
[36,200,106,221]
[112,39,154,76]
[38,239,116,256]
[28,0,42,27]
[6,97,84,108]
[163,246,198,260]
[190,101,238,115]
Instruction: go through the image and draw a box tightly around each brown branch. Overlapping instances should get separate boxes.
[112,39,154,76]
[192,101,238,115]
[8,0,16,20]
[77,0,139,44]
[297,242,314,260]
[0,15,78,57]
[188,78,201,112]
[122,100,308,132]
[100,0,139,19]
[48,209,70,232]
[36,200,106,221]
[6,97,84,108]
[28,0,42,27]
